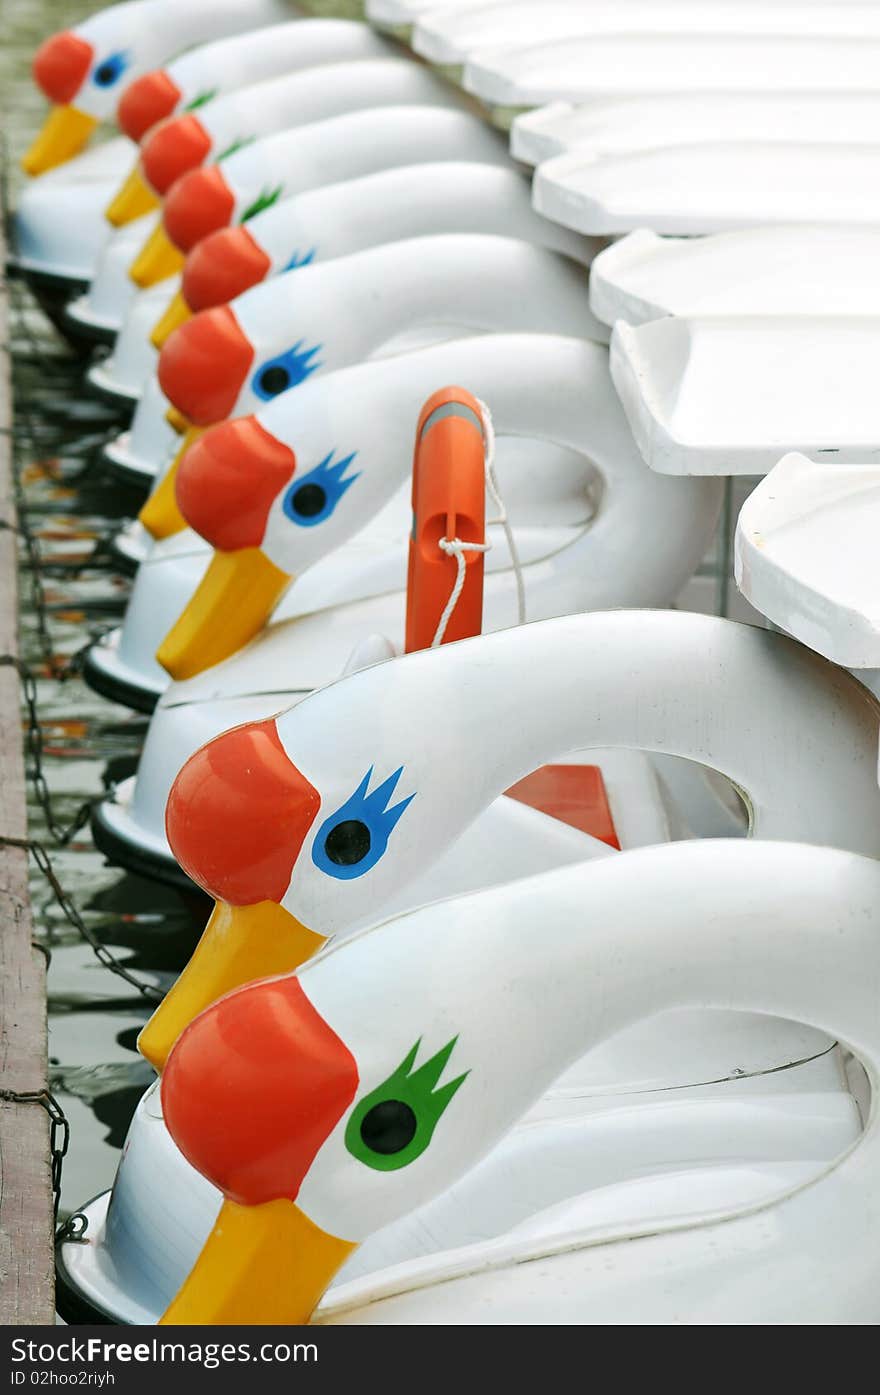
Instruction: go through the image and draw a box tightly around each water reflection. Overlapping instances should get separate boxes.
[5,0,207,1218]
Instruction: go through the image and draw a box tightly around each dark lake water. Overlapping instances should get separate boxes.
[4,0,206,1223]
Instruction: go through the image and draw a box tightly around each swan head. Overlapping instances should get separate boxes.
[154,410,360,679]
[137,711,417,1072]
[128,155,235,288]
[148,225,274,351]
[23,29,127,174]
[159,925,476,1324]
[158,299,322,427]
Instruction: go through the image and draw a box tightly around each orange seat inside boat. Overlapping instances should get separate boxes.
[505,765,620,849]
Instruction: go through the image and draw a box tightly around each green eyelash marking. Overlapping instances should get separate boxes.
[345,1037,469,1172]
[240,183,284,223]
[183,88,217,112]
[215,135,255,164]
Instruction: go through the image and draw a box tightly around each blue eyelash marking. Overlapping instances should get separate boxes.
[282,450,359,528]
[312,766,416,880]
[92,51,128,87]
[284,247,317,271]
[252,340,322,401]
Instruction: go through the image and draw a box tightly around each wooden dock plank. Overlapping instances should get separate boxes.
[0,237,54,1324]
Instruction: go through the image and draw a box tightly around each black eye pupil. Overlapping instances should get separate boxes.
[259,365,290,396]
[95,62,117,84]
[360,1100,417,1155]
[324,818,371,866]
[292,483,327,518]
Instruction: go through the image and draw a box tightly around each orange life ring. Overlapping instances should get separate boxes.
[404,386,487,653]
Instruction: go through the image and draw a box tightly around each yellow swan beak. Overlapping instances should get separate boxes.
[164,405,190,435]
[105,164,159,226]
[137,900,324,1074]
[151,289,192,349]
[21,106,98,176]
[156,546,291,680]
[160,1198,354,1325]
[129,222,185,288]
[138,426,203,540]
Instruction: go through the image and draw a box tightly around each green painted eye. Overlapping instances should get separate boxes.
[345,1037,468,1172]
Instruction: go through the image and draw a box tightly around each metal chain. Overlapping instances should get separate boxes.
[3,137,98,677]
[6,291,78,678]
[2,139,57,377]
[0,160,161,1000]
[0,143,162,1244]
[0,831,164,1004]
[0,1087,69,1220]
[0,653,95,845]
[1,160,108,842]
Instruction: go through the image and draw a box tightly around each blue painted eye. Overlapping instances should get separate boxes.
[284,247,316,272]
[252,340,321,401]
[313,767,415,880]
[92,51,128,87]
[282,450,359,528]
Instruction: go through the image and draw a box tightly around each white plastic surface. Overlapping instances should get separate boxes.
[92,282,177,399]
[12,139,131,282]
[155,18,393,119]
[590,225,880,329]
[105,375,176,485]
[610,314,880,476]
[512,93,880,167]
[415,1,880,68]
[159,59,464,175]
[533,142,880,237]
[736,451,880,669]
[465,33,880,109]
[67,216,152,338]
[367,0,493,28]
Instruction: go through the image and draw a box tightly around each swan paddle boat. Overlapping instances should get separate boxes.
[88,332,720,879]
[126,58,471,289]
[104,18,393,229]
[13,0,288,322]
[88,320,675,712]
[99,105,510,477]
[65,16,402,347]
[59,608,880,1321]
[90,154,585,414]
[148,232,600,493]
[155,839,880,1324]
[138,161,592,390]
[93,156,593,573]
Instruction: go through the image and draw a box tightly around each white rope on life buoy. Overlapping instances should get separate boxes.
[431,397,526,648]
